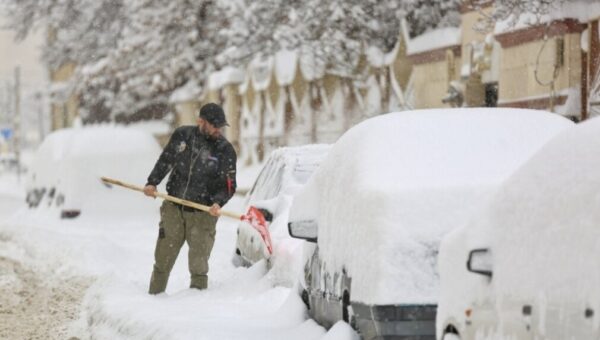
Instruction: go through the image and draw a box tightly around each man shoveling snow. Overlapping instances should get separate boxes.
[142,103,237,294]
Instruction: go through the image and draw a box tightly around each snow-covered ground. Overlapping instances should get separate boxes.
[0,166,357,339]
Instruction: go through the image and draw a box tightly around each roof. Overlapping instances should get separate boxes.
[407,27,461,55]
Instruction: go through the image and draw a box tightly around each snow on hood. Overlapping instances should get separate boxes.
[290,108,574,304]
[485,116,600,305]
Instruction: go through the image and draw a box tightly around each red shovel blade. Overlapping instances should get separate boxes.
[241,206,273,255]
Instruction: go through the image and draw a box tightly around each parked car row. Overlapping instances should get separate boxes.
[0,152,20,173]
[239,107,587,339]
[285,108,574,340]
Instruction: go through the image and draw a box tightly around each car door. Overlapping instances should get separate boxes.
[531,300,597,340]
[236,157,285,263]
[461,298,532,340]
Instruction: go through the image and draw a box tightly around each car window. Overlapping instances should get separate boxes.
[247,147,329,204]
[247,159,285,202]
[291,160,321,185]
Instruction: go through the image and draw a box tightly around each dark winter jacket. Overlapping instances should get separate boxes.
[146,126,237,208]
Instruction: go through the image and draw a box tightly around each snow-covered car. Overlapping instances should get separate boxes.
[0,152,19,173]
[287,108,574,339]
[436,117,600,340]
[25,126,162,219]
[234,144,330,268]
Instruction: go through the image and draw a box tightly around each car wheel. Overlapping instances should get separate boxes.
[301,289,310,309]
[231,249,246,267]
[442,332,461,340]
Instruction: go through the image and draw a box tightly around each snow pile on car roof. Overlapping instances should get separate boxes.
[488,117,600,304]
[291,108,573,304]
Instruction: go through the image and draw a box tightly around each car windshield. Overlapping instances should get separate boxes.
[248,161,285,202]
[247,146,329,202]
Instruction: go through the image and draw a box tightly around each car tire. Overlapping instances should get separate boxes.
[442,332,461,340]
[231,250,246,267]
[301,289,310,309]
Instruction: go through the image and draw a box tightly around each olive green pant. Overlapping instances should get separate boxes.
[149,201,218,294]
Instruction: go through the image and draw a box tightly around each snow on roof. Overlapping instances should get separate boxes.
[290,108,574,304]
[366,33,404,68]
[274,49,298,86]
[238,68,251,95]
[299,51,325,81]
[366,46,386,68]
[366,45,403,68]
[407,27,461,55]
[250,56,274,91]
[478,116,600,304]
[208,66,244,91]
[169,80,202,103]
[495,1,600,35]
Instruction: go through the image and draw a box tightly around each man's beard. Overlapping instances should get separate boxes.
[201,126,218,139]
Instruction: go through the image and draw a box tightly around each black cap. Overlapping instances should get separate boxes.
[199,103,229,128]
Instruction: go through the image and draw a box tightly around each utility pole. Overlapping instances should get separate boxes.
[14,66,21,181]
[35,92,45,142]
[3,81,11,126]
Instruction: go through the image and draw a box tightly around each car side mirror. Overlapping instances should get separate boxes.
[467,248,492,278]
[288,220,318,243]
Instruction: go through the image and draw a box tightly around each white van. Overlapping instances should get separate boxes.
[287,108,573,339]
[437,117,600,339]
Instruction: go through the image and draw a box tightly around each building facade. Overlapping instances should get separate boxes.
[48,1,600,164]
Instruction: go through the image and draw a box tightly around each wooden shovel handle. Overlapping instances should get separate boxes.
[100,177,242,220]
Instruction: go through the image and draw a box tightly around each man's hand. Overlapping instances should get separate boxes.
[143,185,157,198]
[209,203,221,217]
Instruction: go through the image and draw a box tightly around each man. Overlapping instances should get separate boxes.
[143,103,237,294]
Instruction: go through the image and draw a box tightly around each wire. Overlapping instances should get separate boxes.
[534,23,560,87]
[533,23,561,112]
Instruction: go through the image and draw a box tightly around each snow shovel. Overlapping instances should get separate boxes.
[100,176,273,254]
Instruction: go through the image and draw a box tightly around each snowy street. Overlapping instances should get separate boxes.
[0,172,355,340]
[0,247,91,339]
[4,0,600,338]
